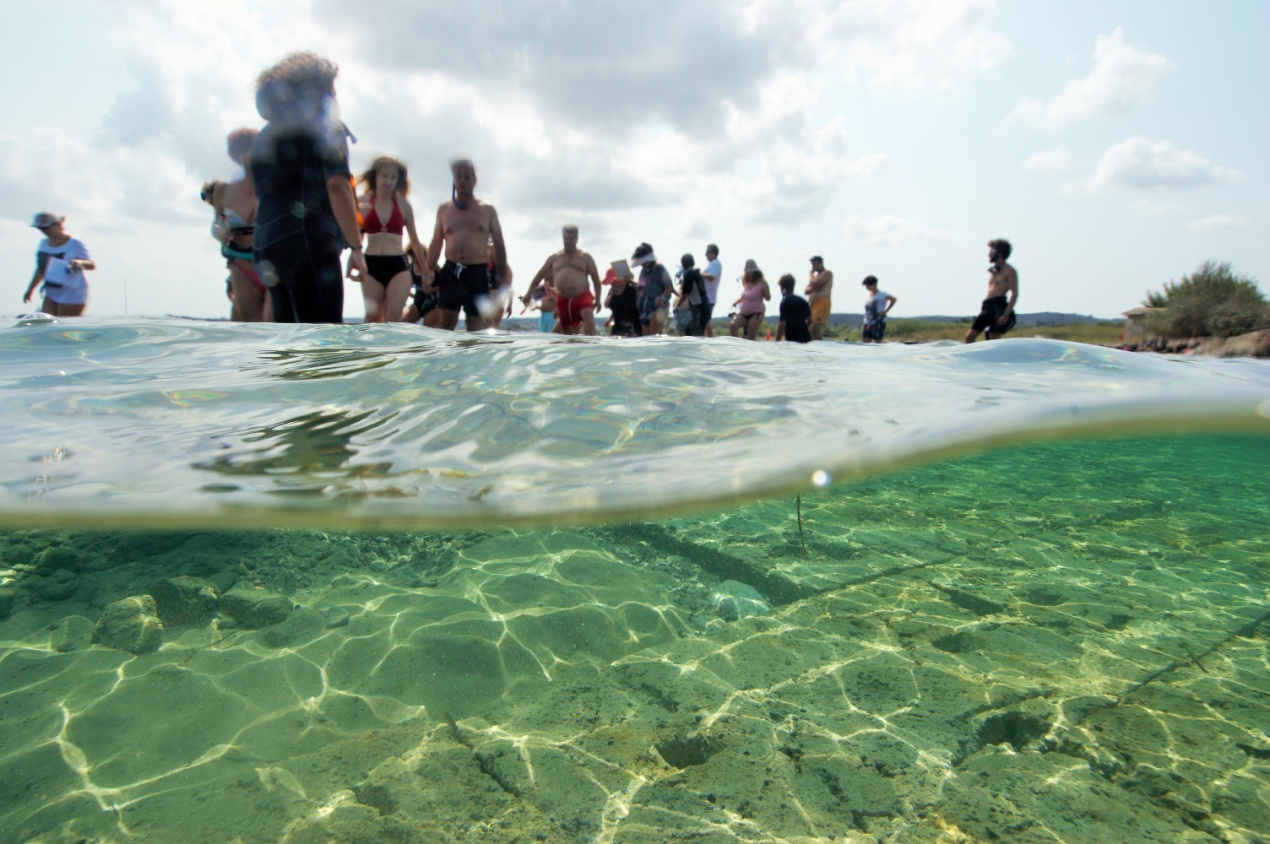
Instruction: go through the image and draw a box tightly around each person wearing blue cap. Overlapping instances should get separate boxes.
[24,212,95,317]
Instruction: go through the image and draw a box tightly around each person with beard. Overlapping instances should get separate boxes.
[964,239,1018,342]
[427,158,510,332]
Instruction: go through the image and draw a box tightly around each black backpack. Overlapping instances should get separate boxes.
[681,268,706,305]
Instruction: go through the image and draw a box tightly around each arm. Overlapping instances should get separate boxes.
[521,256,553,304]
[999,268,1019,323]
[426,205,445,273]
[24,253,49,304]
[488,207,509,288]
[501,264,515,316]
[66,243,96,273]
[326,174,367,280]
[776,318,787,341]
[762,280,771,301]
[211,182,229,242]
[587,255,602,309]
[400,198,431,288]
[883,294,897,316]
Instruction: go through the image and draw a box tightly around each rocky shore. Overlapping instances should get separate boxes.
[1117,328,1270,357]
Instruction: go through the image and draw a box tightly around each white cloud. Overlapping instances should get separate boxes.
[1187,214,1249,231]
[1009,28,1173,130]
[320,0,809,140]
[843,213,952,245]
[1130,199,1183,215]
[727,113,888,226]
[1021,145,1072,172]
[1084,137,1241,192]
[820,0,1014,92]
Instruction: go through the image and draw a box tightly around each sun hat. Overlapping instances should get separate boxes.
[31,212,64,229]
[631,243,655,265]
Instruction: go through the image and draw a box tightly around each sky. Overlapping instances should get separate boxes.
[2,0,1266,321]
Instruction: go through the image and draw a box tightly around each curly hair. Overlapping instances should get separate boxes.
[255,52,338,121]
[226,127,259,162]
[988,238,1012,260]
[359,156,410,197]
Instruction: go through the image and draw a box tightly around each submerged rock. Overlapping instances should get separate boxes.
[219,585,292,629]
[710,580,772,621]
[38,545,89,573]
[27,569,81,602]
[91,595,164,654]
[149,576,219,627]
[0,586,15,620]
[321,605,350,629]
[50,615,94,653]
[259,607,324,648]
[206,570,237,596]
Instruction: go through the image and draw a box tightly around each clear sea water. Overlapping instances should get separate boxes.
[1,317,1268,843]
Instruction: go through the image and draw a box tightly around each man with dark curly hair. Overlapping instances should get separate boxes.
[964,238,1018,342]
[250,52,366,323]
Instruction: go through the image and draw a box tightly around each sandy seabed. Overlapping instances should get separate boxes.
[1,435,1268,844]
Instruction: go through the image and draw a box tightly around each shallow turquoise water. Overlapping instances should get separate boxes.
[1,318,1268,843]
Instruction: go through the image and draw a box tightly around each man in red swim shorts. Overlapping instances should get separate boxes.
[522,224,603,335]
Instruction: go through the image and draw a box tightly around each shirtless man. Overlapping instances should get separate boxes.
[427,158,509,331]
[806,255,834,340]
[963,239,1018,342]
[522,224,602,335]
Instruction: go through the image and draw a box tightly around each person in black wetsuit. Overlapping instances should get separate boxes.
[249,52,366,323]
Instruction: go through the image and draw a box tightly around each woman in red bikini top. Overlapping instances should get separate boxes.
[356,156,427,323]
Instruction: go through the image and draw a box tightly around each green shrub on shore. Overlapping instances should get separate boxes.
[1145,261,1268,338]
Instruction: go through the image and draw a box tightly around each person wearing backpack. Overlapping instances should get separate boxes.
[673,253,708,337]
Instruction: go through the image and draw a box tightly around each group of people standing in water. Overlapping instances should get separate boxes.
[196,51,517,330]
[24,51,1019,344]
